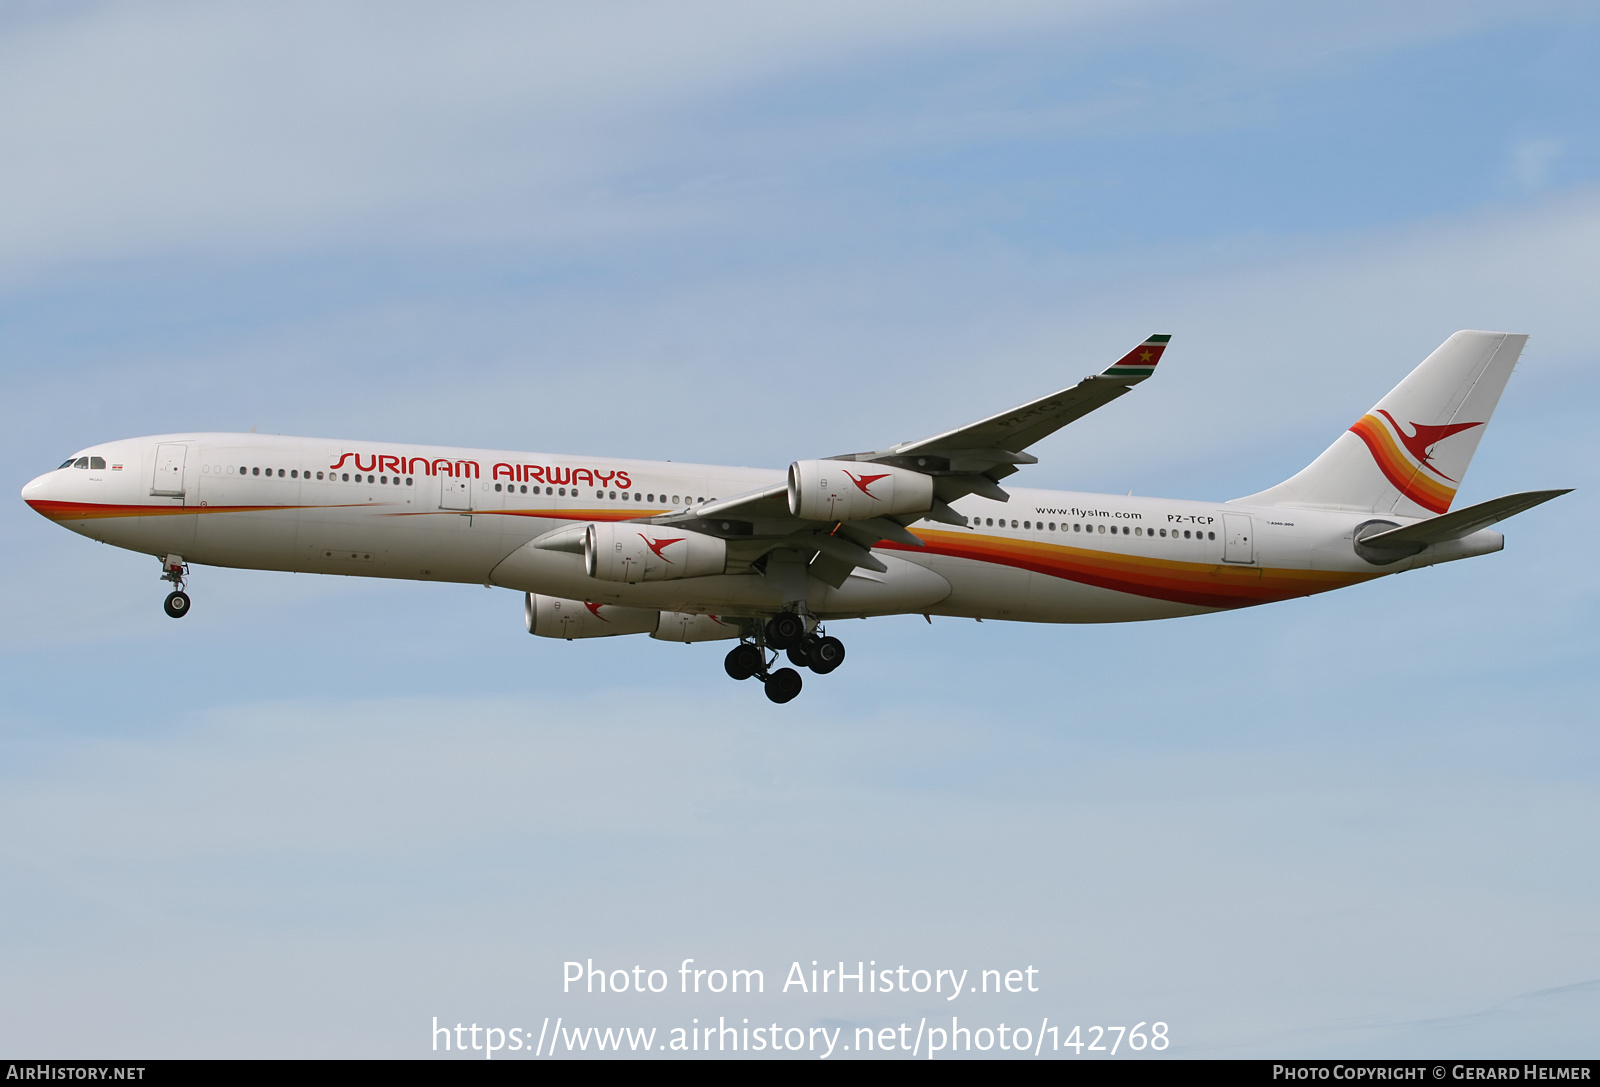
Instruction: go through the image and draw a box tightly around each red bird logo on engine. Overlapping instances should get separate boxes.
[640,535,684,561]
[843,470,891,498]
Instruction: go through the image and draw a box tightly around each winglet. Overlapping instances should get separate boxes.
[1101,334,1170,381]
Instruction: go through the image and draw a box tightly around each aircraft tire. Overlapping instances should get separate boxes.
[786,640,814,668]
[765,612,805,649]
[808,636,845,674]
[163,591,191,619]
[764,667,803,704]
[724,643,762,681]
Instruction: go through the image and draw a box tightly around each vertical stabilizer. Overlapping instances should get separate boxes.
[1236,331,1526,517]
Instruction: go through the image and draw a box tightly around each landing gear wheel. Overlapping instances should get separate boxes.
[786,640,813,669]
[765,611,805,650]
[163,591,191,619]
[808,635,845,674]
[724,643,763,681]
[764,667,803,704]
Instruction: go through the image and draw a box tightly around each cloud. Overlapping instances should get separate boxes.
[0,0,1136,277]
[1512,137,1564,192]
[1,688,1596,1054]
[0,0,1582,281]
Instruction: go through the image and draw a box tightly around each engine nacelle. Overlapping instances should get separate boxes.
[787,459,934,522]
[525,593,658,639]
[651,611,742,643]
[584,523,727,583]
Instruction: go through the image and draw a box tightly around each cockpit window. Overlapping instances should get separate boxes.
[89,457,106,470]
[74,457,89,469]
[59,458,76,469]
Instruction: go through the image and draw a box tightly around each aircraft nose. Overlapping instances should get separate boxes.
[21,471,57,511]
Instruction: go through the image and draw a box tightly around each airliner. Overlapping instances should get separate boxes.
[22,330,1566,703]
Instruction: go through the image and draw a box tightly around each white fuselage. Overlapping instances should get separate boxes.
[23,432,1505,626]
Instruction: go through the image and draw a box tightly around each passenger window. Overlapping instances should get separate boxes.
[1208,531,1215,540]
[1048,523,1056,531]
[985,518,993,526]
[1097,524,1105,533]
[634,493,641,502]
[316,472,324,479]
[90,456,106,469]
[1023,521,1030,530]
[252,467,259,475]
[647,494,655,502]
[494,483,502,492]
[559,488,566,496]
[407,478,414,486]
[368,475,375,483]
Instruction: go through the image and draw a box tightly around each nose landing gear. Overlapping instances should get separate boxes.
[724,611,847,702]
[159,554,191,619]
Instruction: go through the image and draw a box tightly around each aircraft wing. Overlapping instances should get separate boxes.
[631,334,1171,587]
[853,333,1172,473]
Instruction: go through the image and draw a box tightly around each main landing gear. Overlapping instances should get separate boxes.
[159,554,191,619]
[722,610,847,704]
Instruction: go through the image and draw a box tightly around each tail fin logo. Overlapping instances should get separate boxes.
[639,534,684,562]
[1373,411,1483,483]
[842,471,891,498]
[1348,412,1484,514]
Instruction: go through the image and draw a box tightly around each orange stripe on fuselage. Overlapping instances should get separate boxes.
[885,529,1375,609]
[24,500,349,521]
[1348,414,1455,514]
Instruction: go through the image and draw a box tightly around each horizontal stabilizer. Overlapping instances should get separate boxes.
[1359,489,1571,551]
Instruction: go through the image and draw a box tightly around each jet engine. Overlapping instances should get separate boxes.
[525,593,658,639]
[787,459,933,522]
[584,523,727,583]
[652,611,742,643]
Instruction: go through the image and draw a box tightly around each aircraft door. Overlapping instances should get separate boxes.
[151,443,188,498]
[1222,513,1254,564]
[440,474,473,511]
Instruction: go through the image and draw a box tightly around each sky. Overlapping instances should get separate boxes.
[1,0,1598,1060]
